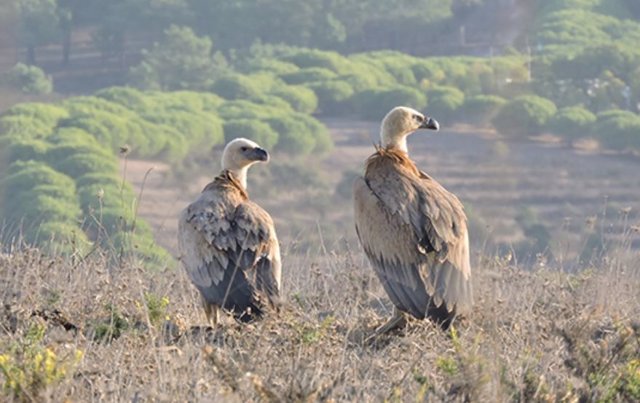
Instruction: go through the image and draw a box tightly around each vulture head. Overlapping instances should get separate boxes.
[221,137,269,189]
[380,106,439,152]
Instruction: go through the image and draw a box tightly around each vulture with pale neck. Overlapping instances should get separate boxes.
[353,106,472,333]
[178,138,281,324]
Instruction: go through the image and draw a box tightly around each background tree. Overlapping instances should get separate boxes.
[17,0,60,65]
[128,25,225,91]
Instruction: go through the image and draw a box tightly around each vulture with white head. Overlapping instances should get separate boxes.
[178,138,281,324]
[353,106,472,333]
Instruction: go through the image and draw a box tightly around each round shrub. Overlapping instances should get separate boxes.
[46,140,113,164]
[223,120,279,149]
[23,221,90,253]
[3,103,69,127]
[76,172,123,189]
[492,95,558,138]
[243,58,300,75]
[297,114,332,153]
[4,63,52,94]
[211,74,263,101]
[3,184,77,215]
[0,115,55,139]
[1,161,76,196]
[77,183,125,211]
[266,116,316,154]
[282,50,351,73]
[270,85,318,113]
[548,106,596,139]
[95,87,152,115]
[17,194,81,224]
[411,61,446,83]
[53,153,119,178]
[425,86,465,122]
[351,87,428,121]
[251,95,294,112]
[63,96,135,119]
[308,80,354,115]
[2,139,50,164]
[280,67,337,85]
[594,110,640,150]
[460,95,507,125]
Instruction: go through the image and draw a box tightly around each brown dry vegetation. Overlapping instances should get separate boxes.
[1,242,639,402]
[2,121,640,402]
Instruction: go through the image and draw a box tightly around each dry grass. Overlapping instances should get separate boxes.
[1,243,639,402]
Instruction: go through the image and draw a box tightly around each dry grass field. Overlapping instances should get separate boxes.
[0,243,639,402]
[1,120,640,402]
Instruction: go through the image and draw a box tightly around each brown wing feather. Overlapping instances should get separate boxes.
[178,172,281,317]
[353,149,472,319]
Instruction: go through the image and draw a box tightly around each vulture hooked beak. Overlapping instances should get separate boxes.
[419,116,440,131]
[250,147,269,162]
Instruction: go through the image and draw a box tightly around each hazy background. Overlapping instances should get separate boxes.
[1,0,639,268]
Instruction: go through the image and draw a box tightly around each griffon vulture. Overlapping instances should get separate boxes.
[178,138,281,324]
[353,106,472,333]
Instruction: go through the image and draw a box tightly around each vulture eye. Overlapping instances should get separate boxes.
[240,146,248,152]
[414,114,424,122]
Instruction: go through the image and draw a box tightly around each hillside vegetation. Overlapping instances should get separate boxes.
[0,85,330,258]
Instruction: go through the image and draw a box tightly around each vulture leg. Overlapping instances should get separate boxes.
[367,307,406,341]
[201,295,219,326]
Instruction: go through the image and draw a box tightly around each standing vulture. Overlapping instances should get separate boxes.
[353,106,472,333]
[178,138,281,324]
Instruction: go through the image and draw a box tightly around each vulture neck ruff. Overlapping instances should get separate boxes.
[366,146,420,177]
[203,170,249,200]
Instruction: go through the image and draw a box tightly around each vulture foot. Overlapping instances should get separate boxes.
[366,308,406,342]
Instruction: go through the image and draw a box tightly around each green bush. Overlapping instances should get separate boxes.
[411,60,447,84]
[223,120,279,149]
[77,183,132,212]
[1,139,50,164]
[351,87,428,121]
[280,67,337,85]
[308,81,354,115]
[460,95,507,126]
[492,95,558,138]
[0,115,55,139]
[266,116,316,154]
[75,173,123,189]
[53,153,119,178]
[46,140,113,164]
[297,114,332,153]
[15,194,81,225]
[270,85,318,113]
[63,96,136,119]
[548,106,597,139]
[3,103,68,127]
[210,74,264,100]
[23,221,90,253]
[3,184,77,218]
[145,110,224,154]
[2,63,52,94]
[425,86,465,122]
[1,161,76,196]
[281,49,351,73]
[594,110,640,150]
[110,231,173,268]
[243,58,300,75]
[95,87,153,115]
